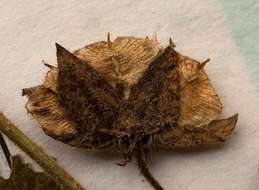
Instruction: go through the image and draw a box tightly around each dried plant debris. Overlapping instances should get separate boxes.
[0,155,61,190]
[23,34,238,190]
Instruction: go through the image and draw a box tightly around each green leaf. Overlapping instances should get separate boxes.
[0,155,62,190]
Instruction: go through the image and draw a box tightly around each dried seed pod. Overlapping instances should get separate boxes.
[23,34,238,190]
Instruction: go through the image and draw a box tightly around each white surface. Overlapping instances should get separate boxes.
[1,1,259,190]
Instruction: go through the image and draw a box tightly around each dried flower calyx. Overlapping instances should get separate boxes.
[23,34,238,190]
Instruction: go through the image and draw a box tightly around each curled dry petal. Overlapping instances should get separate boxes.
[177,54,223,127]
[22,86,77,141]
[43,66,58,93]
[156,114,238,148]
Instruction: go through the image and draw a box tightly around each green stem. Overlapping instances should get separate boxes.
[0,112,85,190]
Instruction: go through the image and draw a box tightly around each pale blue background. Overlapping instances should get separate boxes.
[222,0,259,86]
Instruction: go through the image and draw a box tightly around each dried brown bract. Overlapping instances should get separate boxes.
[23,34,238,190]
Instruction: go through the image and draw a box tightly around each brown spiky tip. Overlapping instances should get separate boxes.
[22,87,34,96]
[42,60,55,69]
[107,32,111,43]
[55,42,65,57]
[199,58,210,69]
[169,37,176,48]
